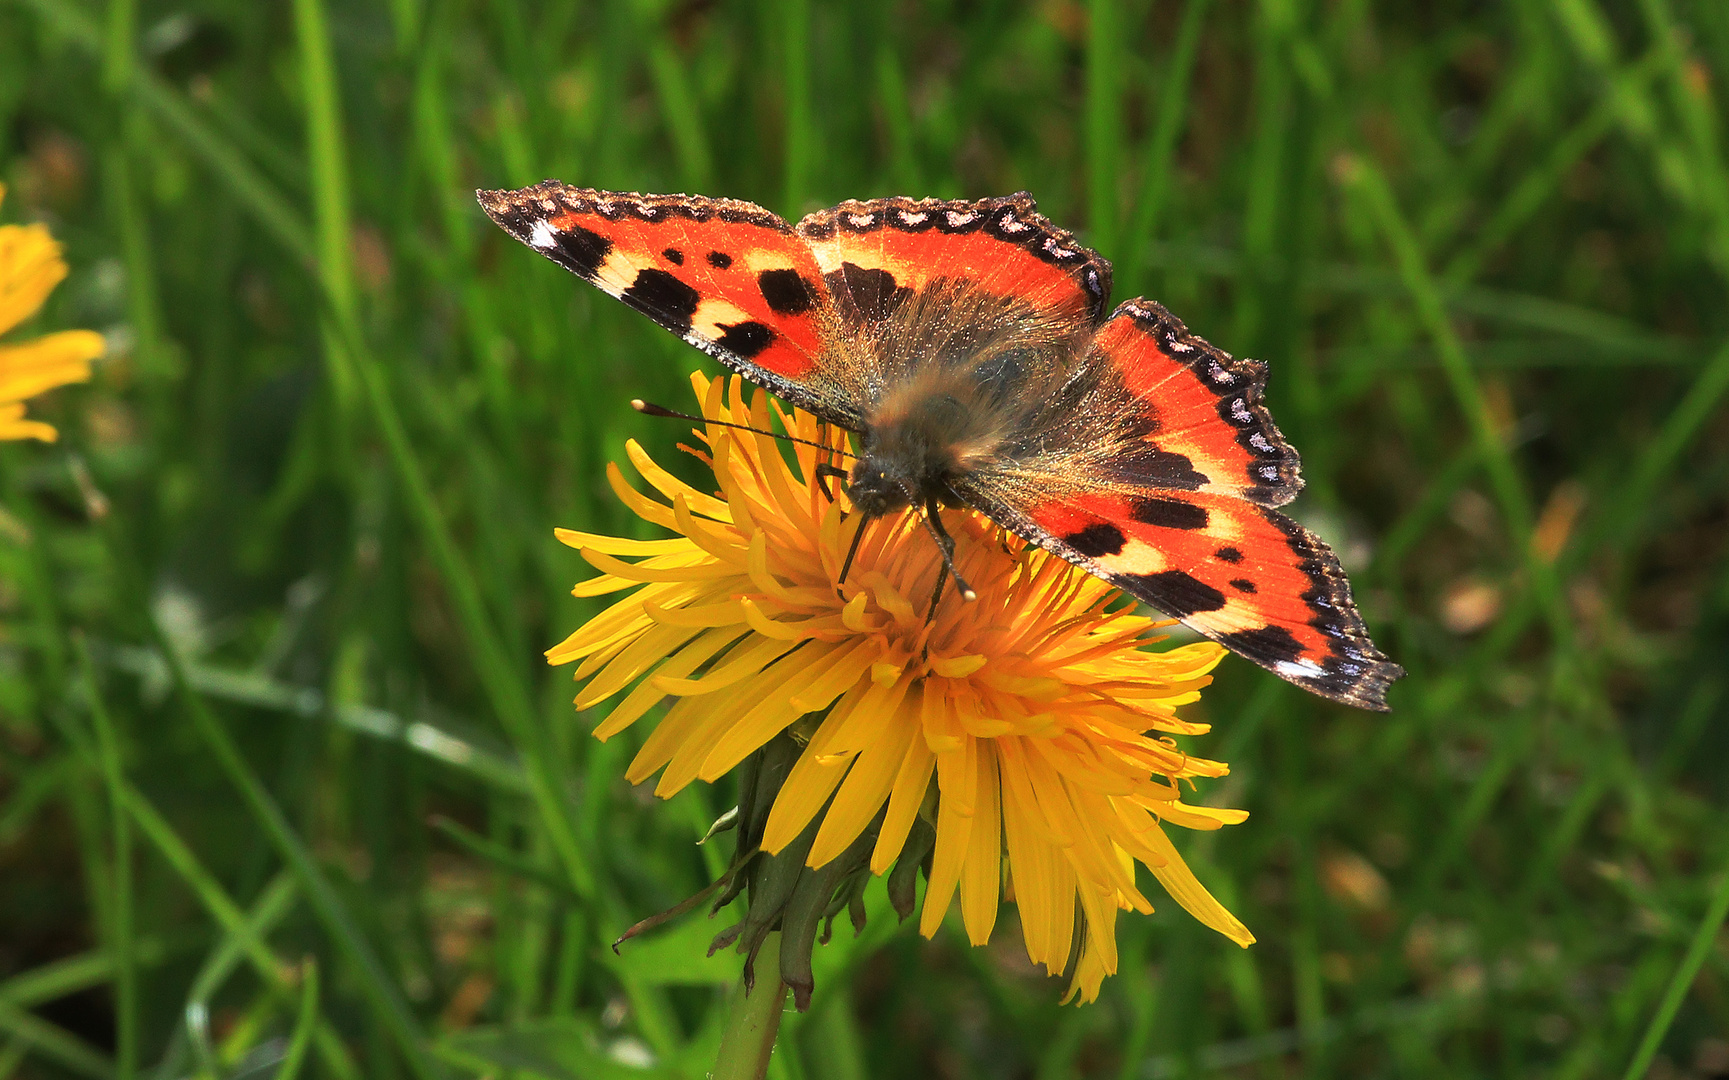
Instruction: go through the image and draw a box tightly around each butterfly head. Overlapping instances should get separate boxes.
[844,457,912,518]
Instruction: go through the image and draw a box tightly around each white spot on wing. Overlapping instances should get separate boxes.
[1275,658,1327,679]
[899,210,928,225]
[1230,399,1252,423]
[946,210,977,227]
[529,220,557,249]
[1249,433,1274,452]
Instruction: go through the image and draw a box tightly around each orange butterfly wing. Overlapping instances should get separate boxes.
[478,183,861,423]
[962,302,1403,709]
[796,193,1112,328]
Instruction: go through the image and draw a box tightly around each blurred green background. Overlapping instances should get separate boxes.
[3,0,1729,1076]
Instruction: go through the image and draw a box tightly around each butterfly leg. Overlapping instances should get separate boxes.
[834,514,869,599]
[925,560,949,624]
[814,463,849,503]
[916,495,977,603]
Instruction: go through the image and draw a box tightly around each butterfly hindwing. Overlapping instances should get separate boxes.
[1088,299,1303,507]
[478,183,850,418]
[796,193,1113,331]
[964,483,1403,710]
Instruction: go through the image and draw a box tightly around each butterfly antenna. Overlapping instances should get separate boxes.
[632,400,854,458]
[906,488,977,603]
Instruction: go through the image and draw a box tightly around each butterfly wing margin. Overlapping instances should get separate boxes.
[795,193,1113,331]
[960,481,1404,710]
[478,182,865,426]
[1085,299,1304,507]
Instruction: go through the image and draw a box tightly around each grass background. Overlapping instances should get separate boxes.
[2,0,1729,1076]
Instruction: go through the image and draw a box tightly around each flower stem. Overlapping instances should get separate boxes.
[712,932,788,1080]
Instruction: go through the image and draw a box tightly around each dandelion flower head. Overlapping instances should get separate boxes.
[552,372,1253,1002]
[0,184,101,442]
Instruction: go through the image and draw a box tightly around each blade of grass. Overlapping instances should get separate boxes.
[1442,45,1669,286]
[293,0,358,413]
[121,784,361,1080]
[336,314,597,900]
[1621,861,1729,1080]
[648,40,714,189]
[0,1041,24,1079]
[1120,0,1210,298]
[0,1001,112,1080]
[41,623,358,1080]
[77,637,135,1080]
[1086,0,1120,254]
[90,509,445,1080]
[429,815,583,902]
[31,0,600,906]
[181,872,299,1080]
[1338,154,1572,655]
[780,0,811,214]
[97,641,530,793]
[0,937,182,1011]
[277,960,321,1080]
[19,0,315,264]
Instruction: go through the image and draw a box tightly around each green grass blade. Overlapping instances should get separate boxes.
[276,960,321,1080]
[779,0,811,214]
[1621,863,1729,1080]
[0,1001,112,1080]
[1120,0,1210,298]
[648,40,714,189]
[1339,154,1571,651]
[293,0,358,414]
[76,637,135,1080]
[1085,0,1120,254]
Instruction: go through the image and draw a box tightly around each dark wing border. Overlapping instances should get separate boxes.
[958,483,1405,711]
[1104,299,1304,507]
[797,192,1114,326]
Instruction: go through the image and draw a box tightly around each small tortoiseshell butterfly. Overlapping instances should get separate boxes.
[479,183,1404,710]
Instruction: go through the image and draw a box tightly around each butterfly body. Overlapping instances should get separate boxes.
[480,183,1405,710]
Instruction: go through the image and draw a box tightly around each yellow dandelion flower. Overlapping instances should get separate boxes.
[554,372,1253,1004]
[0,184,102,442]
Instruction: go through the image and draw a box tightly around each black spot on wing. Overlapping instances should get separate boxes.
[1219,625,1305,665]
[1215,546,1243,564]
[1065,523,1126,558]
[548,223,612,280]
[1131,570,1226,616]
[713,321,775,359]
[757,269,817,315]
[1130,497,1208,530]
[707,251,733,269]
[1229,578,1257,594]
[827,263,908,323]
[621,268,701,334]
[1104,446,1208,490]
[663,248,684,265]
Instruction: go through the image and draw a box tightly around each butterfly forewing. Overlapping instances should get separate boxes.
[796,194,1112,331]
[477,183,863,425]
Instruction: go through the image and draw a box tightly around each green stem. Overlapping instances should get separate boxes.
[712,933,789,1080]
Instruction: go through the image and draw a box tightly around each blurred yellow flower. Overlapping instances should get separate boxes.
[0,184,101,442]
[552,373,1252,1003]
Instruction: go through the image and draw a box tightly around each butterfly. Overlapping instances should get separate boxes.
[478,183,1405,710]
